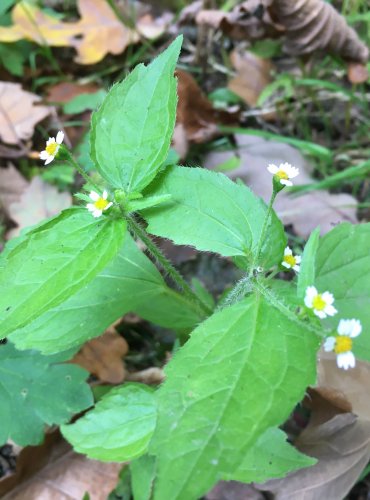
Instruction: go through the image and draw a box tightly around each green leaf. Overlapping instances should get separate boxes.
[131,455,156,500]
[150,292,320,500]
[9,235,202,354]
[0,208,126,338]
[61,383,156,462]
[142,166,286,268]
[0,43,25,76]
[228,427,316,483]
[297,227,320,298]
[90,37,182,192]
[315,222,370,362]
[0,342,92,446]
[127,194,172,213]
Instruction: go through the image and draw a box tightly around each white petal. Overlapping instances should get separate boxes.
[104,202,113,210]
[89,191,100,201]
[39,150,48,159]
[293,264,300,272]
[324,337,336,352]
[337,352,355,370]
[93,210,102,218]
[324,304,337,317]
[337,319,352,336]
[86,204,95,212]
[314,309,327,319]
[267,164,279,174]
[284,247,292,256]
[295,255,302,264]
[44,155,54,165]
[322,291,334,305]
[282,261,291,269]
[350,319,362,338]
[304,286,317,307]
[102,190,108,199]
[56,131,64,144]
[280,179,293,186]
[46,137,55,146]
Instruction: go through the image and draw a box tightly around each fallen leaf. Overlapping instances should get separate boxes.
[136,12,174,39]
[46,82,102,105]
[228,49,273,106]
[0,0,139,65]
[0,164,28,217]
[347,63,369,84]
[72,325,128,384]
[1,435,121,500]
[270,0,369,63]
[175,70,239,149]
[0,82,51,145]
[318,352,370,421]
[257,413,370,499]
[204,135,358,237]
[7,177,72,238]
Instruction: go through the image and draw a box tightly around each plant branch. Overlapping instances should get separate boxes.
[127,215,213,317]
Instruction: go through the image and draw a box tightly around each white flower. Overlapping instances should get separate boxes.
[267,162,299,186]
[324,319,362,370]
[86,190,113,218]
[304,285,337,319]
[39,131,64,165]
[281,246,301,272]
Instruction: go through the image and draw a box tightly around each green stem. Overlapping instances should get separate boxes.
[253,190,277,266]
[127,215,212,316]
[217,274,252,310]
[64,151,100,190]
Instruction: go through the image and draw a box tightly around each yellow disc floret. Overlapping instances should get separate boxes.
[276,170,289,180]
[334,336,353,354]
[45,142,58,156]
[312,294,326,311]
[283,254,296,267]
[94,198,110,210]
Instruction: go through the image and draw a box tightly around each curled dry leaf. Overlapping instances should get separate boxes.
[270,0,369,63]
[228,49,273,106]
[0,0,139,65]
[72,324,128,384]
[0,82,51,145]
[7,177,72,238]
[174,69,239,156]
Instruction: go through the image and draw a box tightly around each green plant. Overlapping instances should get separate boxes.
[1,36,369,499]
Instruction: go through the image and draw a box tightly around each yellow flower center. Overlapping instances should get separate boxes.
[334,336,352,354]
[312,294,326,311]
[45,142,58,156]
[94,198,109,211]
[276,170,289,180]
[283,255,296,267]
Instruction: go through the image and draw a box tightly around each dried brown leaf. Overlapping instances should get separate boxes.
[0,82,51,145]
[318,352,370,422]
[270,0,369,63]
[72,326,128,384]
[2,435,121,500]
[7,177,72,238]
[46,82,102,105]
[204,135,358,237]
[257,414,370,499]
[176,70,239,148]
[0,164,28,217]
[206,480,264,499]
[0,0,139,65]
[228,49,273,106]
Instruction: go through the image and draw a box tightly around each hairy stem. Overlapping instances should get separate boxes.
[127,215,212,316]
